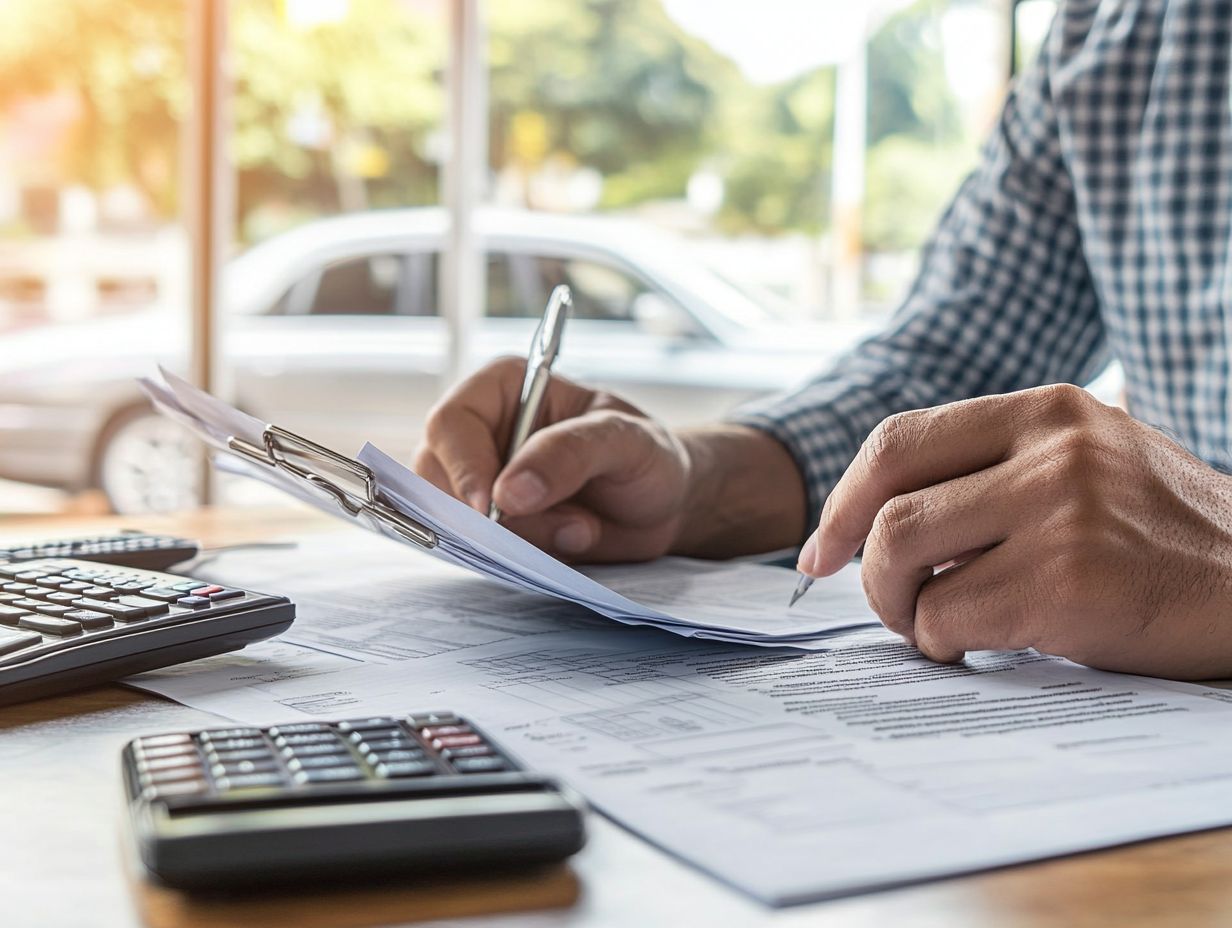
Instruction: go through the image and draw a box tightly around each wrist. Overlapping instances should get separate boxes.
[671,424,808,558]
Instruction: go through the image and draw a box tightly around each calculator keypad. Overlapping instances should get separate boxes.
[0,559,262,664]
[130,714,512,803]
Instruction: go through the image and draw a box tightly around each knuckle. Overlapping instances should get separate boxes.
[1034,382,1096,425]
[870,493,927,553]
[864,412,918,472]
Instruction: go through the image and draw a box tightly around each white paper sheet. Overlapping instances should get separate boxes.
[139,368,878,647]
[130,535,1232,905]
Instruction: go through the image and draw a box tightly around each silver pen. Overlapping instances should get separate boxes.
[788,573,814,608]
[488,284,572,522]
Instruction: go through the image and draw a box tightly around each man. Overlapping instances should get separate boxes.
[416,0,1232,680]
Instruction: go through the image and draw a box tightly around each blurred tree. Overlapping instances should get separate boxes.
[0,0,987,253]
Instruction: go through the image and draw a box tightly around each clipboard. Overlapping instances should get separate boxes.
[226,424,439,551]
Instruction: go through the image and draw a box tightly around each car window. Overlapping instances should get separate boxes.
[307,254,402,316]
[485,252,678,323]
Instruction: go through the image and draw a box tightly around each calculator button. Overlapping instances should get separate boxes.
[140,587,187,602]
[281,743,350,758]
[431,734,482,750]
[375,760,436,778]
[17,615,82,636]
[58,582,92,594]
[14,570,50,580]
[286,754,357,772]
[347,727,402,743]
[172,581,205,592]
[200,728,263,740]
[72,598,149,621]
[208,589,245,602]
[292,766,364,785]
[408,712,460,727]
[207,748,273,763]
[357,738,415,754]
[116,596,171,616]
[135,744,198,761]
[203,737,267,752]
[31,603,76,617]
[367,748,427,764]
[80,586,116,598]
[0,628,41,655]
[144,766,206,785]
[45,592,80,604]
[0,605,31,626]
[177,596,210,608]
[274,732,338,747]
[216,772,285,791]
[37,576,73,588]
[0,592,22,603]
[440,745,494,760]
[113,580,156,593]
[211,759,281,777]
[337,717,400,733]
[138,754,202,772]
[2,583,34,594]
[63,610,114,630]
[451,756,508,774]
[268,723,331,736]
[191,585,224,596]
[420,725,471,739]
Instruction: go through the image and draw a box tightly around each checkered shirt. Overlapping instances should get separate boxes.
[734,0,1232,529]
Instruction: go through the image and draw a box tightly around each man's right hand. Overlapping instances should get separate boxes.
[414,357,695,562]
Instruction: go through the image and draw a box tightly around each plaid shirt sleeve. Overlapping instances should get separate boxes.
[732,17,1110,532]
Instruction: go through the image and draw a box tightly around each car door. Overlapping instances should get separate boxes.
[474,243,730,425]
[230,250,446,461]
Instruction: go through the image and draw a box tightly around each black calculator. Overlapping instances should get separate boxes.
[0,558,293,705]
[0,531,200,572]
[123,712,588,889]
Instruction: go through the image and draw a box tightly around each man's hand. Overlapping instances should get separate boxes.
[415,358,807,562]
[415,357,692,562]
[797,384,1232,679]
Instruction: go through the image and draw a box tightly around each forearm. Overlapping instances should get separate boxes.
[671,424,807,558]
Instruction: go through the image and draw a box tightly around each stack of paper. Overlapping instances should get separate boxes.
[139,369,878,648]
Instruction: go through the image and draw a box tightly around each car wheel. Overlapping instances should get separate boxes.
[96,408,201,514]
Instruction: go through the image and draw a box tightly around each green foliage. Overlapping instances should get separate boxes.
[0,0,988,253]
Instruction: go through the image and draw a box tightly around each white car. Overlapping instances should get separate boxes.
[0,208,874,513]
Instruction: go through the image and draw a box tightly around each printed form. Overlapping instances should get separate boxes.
[131,533,1232,905]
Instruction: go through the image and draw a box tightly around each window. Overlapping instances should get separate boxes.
[307,255,402,316]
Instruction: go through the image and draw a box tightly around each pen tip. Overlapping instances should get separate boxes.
[488,502,502,522]
[789,574,813,608]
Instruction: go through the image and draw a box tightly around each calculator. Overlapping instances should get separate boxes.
[0,531,200,572]
[123,712,588,889]
[0,558,293,705]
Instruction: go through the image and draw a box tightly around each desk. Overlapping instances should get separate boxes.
[6,504,1232,928]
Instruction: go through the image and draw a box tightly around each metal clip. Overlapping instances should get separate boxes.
[226,425,438,550]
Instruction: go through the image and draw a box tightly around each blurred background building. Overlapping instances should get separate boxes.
[0,0,1056,515]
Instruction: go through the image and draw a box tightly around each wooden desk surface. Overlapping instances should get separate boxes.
[6,505,1232,928]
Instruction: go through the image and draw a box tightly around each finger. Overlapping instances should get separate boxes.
[860,462,1017,638]
[811,394,1031,576]
[912,536,1037,663]
[501,505,673,563]
[425,357,602,513]
[492,411,664,520]
[412,447,456,497]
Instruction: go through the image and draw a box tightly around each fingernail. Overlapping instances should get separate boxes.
[554,520,593,555]
[500,471,547,512]
[796,532,819,574]
[465,490,486,511]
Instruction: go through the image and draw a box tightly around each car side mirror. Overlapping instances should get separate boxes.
[632,293,703,340]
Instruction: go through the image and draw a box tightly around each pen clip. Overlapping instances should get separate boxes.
[532,285,571,367]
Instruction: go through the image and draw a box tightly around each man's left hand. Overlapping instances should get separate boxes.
[797,384,1232,679]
